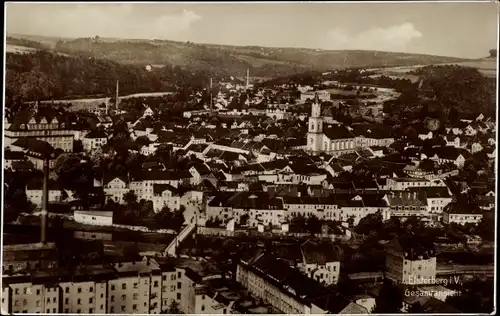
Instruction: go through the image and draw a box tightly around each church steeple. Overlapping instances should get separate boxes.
[307,92,324,155]
[311,93,322,118]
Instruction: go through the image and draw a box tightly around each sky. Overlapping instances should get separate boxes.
[5,2,499,58]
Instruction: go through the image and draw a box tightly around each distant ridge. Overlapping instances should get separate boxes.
[7,33,469,78]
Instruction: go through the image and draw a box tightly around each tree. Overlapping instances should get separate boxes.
[356,211,384,235]
[306,215,322,234]
[163,300,183,314]
[373,280,403,313]
[123,191,137,206]
[419,159,436,172]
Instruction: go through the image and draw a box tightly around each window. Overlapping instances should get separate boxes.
[177,272,182,278]
[122,284,126,290]
[89,308,93,313]
[37,301,40,307]
[100,305,104,310]
[110,307,114,313]
[201,305,205,311]
[133,293,138,300]
[37,289,41,295]
[202,295,205,300]
[89,287,93,292]
[77,299,81,305]
[53,298,56,303]
[122,295,126,301]
[77,309,81,314]
[133,304,138,311]
[162,275,166,281]
[154,281,159,288]
[89,298,93,304]
[53,308,56,313]
[177,282,181,289]
[111,296,115,302]
[111,285,115,291]
[101,293,104,298]
[177,293,181,300]
[133,283,138,289]
[77,287,82,293]
[121,306,126,312]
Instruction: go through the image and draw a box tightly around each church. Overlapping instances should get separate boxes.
[307,94,359,156]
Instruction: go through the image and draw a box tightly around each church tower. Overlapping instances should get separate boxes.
[307,94,323,155]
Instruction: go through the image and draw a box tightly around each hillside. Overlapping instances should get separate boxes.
[5,50,211,103]
[7,33,468,79]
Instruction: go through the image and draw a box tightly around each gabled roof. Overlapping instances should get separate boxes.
[11,138,55,156]
[4,150,26,160]
[323,124,356,140]
[153,183,179,196]
[8,107,67,130]
[85,130,108,139]
[103,175,128,186]
[300,240,340,265]
[191,164,212,176]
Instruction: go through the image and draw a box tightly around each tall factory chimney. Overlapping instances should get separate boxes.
[115,80,119,111]
[246,68,250,88]
[210,77,213,116]
[40,157,50,244]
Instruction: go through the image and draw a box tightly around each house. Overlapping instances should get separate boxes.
[82,130,108,153]
[382,191,427,220]
[442,135,460,148]
[10,138,57,170]
[470,142,483,154]
[236,253,368,314]
[26,179,63,207]
[74,210,113,226]
[300,90,330,103]
[464,124,478,136]
[297,240,341,285]
[103,176,129,204]
[442,201,483,225]
[385,236,437,285]
[406,187,452,217]
[189,164,215,186]
[4,150,27,169]
[4,106,75,152]
[206,192,285,227]
[152,184,181,212]
[418,131,433,140]
[130,170,190,200]
[142,106,154,118]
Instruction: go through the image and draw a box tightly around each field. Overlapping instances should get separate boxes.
[326,88,373,96]
[373,57,497,78]
[5,44,37,54]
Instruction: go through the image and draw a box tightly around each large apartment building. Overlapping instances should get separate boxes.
[5,107,76,153]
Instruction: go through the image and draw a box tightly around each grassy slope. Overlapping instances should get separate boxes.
[8,33,469,78]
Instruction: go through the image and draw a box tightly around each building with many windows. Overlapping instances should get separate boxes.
[5,107,76,153]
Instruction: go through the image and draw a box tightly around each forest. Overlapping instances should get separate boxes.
[5,50,213,103]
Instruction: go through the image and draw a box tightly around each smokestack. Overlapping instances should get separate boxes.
[115,80,119,112]
[210,78,213,116]
[246,68,250,88]
[41,157,49,244]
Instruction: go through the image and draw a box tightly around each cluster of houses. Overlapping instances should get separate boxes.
[3,88,495,232]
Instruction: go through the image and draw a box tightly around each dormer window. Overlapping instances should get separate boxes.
[20,124,25,129]
[60,123,65,128]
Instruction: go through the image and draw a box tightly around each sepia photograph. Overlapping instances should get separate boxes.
[1,1,498,314]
